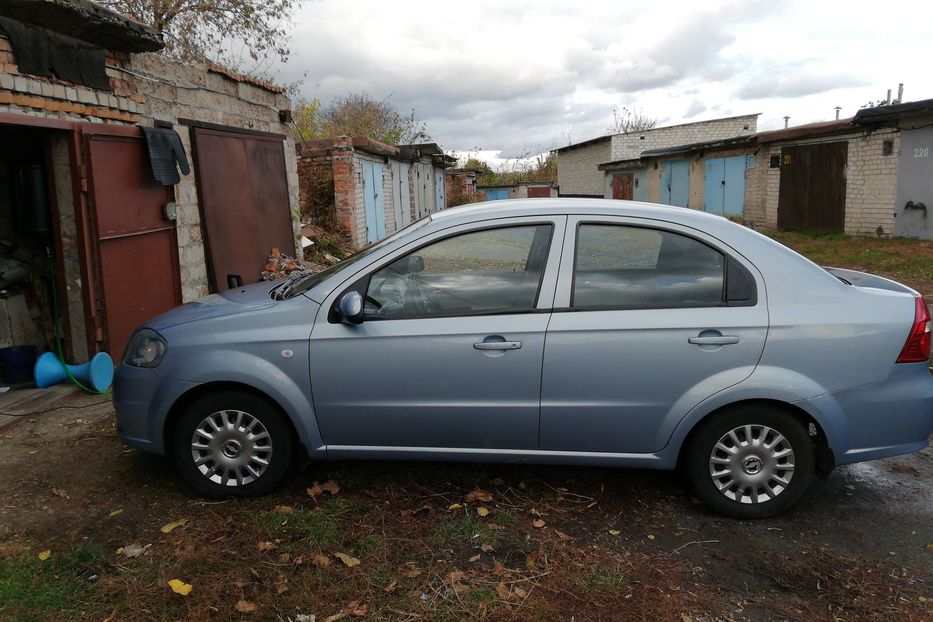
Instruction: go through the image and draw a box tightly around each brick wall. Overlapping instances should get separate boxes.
[556,139,611,196]
[610,115,759,161]
[745,129,899,236]
[0,34,301,301]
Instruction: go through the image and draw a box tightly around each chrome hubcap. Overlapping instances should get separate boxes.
[190,410,273,487]
[709,424,795,504]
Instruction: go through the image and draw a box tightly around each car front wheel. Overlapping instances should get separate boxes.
[172,390,293,498]
[684,407,814,519]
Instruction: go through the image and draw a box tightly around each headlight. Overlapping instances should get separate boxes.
[123,329,167,368]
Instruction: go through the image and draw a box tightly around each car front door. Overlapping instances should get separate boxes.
[309,216,565,452]
[540,216,768,454]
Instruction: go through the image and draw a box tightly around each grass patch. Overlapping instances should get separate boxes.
[0,544,109,621]
[770,230,933,287]
[585,565,628,595]
[429,514,506,549]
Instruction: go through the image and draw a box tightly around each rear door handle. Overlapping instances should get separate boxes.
[473,341,522,351]
[688,335,740,346]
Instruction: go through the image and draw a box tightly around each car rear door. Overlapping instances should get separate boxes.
[309,216,566,451]
[540,215,768,454]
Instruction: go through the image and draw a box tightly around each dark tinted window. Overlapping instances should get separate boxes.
[366,225,551,318]
[573,224,725,309]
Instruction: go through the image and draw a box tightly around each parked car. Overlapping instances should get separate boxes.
[113,199,933,518]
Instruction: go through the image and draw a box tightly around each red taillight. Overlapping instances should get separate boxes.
[896,296,931,363]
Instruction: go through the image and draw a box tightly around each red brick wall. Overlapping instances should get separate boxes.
[297,137,359,245]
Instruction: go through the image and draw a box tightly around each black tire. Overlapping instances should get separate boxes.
[684,406,813,519]
[171,390,294,498]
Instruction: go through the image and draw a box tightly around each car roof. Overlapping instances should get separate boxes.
[430,198,732,233]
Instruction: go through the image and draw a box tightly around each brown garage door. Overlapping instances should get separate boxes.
[190,127,295,291]
[85,128,182,357]
[527,186,552,199]
[777,141,848,231]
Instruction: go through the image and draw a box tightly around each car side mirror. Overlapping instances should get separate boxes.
[388,254,424,275]
[337,290,364,324]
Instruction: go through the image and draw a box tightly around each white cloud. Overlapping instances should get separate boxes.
[274,0,933,164]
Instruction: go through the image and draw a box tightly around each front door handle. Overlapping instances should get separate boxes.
[473,341,522,351]
[688,335,740,346]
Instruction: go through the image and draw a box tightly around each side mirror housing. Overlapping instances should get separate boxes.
[337,290,364,324]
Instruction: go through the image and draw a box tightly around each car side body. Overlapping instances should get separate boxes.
[113,199,933,516]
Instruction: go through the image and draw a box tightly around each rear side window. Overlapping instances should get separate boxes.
[572,224,726,309]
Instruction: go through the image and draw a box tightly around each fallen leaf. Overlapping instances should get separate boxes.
[51,488,69,499]
[401,563,422,578]
[349,601,367,617]
[37,550,51,561]
[526,549,543,569]
[383,581,398,593]
[487,522,506,531]
[469,554,481,562]
[108,509,123,518]
[275,580,289,594]
[334,552,360,567]
[477,506,490,517]
[495,582,511,600]
[235,600,257,613]
[447,503,462,511]
[465,488,493,503]
[532,519,546,529]
[121,543,151,558]
[514,586,528,598]
[447,570,465,585]
[647,534,656,541]
[490,477,506,485]
[324,613,348,622]
[168,579,192,596]
[307,480,340,498]
[273,505,294,514]
[279,552,291,564]
[160,518,187,534]
[258,541,276,552]
[554,530,572,541]
[312,554,331,567]
[926,543,933,552]
[480,543,494,552]
[294,555,305,566]
[608,529,621,536]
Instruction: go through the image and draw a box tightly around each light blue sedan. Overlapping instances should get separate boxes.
[113,200,933,518]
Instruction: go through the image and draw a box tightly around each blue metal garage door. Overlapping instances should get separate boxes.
[362,160,385,243]
[703,155,746,218]
[660,160,689,207]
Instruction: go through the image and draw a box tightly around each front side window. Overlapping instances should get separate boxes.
[573,224,725,309]
[365,225,552,318]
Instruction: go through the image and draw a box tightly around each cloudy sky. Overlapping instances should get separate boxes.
[275,0,933,167]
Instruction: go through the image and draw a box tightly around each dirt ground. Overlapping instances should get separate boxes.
[0,397,930,622]
[2,231,932,621]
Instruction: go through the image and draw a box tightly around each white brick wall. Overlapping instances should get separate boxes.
[556,139,611,196]
[610,115,758,161]
[744,129,899,236]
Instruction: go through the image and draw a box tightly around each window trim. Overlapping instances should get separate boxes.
[568,221,755,312]
[329,222,556,323]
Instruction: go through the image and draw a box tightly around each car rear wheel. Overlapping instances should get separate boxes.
[684,407,813,519]
[172,391,293,498]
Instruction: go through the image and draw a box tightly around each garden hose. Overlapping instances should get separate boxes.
[48,264,110,395]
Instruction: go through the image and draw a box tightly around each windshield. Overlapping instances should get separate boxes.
[270,218,431,300]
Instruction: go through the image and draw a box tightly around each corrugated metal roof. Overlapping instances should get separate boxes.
[755,119,855,143]
[853,98,933,124]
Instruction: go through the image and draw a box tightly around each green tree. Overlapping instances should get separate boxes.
[292,92,430,145]
[100,0,302,68]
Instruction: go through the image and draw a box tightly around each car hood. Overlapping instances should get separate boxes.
[146,281,280,331]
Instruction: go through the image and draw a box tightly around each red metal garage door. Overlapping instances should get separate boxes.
[190,127,295,291]
[527,186,552,199]
[84,127,182,357]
